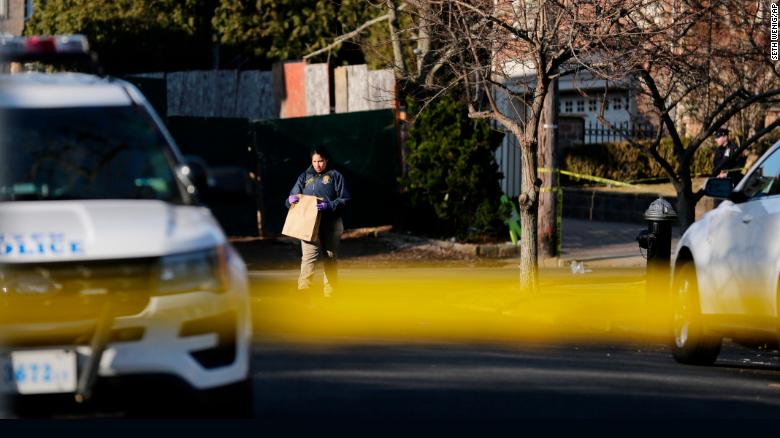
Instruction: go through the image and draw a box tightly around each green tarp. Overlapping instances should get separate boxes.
[166,117,260,236]
[254,109,401,235]
[165,110,401,237]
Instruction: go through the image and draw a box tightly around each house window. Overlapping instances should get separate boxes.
[0,0,8,19]
[25,0,33,20]
[588,99,597,112]
[612,97,623,110]
[576,99,584,112]
[564,100,573,113]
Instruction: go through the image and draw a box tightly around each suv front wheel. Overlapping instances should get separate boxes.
[671,261,722,365]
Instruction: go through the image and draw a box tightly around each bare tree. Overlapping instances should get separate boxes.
[310,1,750,287]
[392,1,671,290]
[596,0,780,230]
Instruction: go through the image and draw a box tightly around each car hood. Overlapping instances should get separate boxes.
[0,200,224,263]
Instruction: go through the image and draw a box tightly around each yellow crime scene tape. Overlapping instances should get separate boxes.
[627,168,746,184]
[537,167,639,189]
[539,167,745,188]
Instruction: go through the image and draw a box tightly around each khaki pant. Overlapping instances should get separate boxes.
[298,217,343,296]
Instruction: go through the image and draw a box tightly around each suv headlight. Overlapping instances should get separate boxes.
[157,245,229,294]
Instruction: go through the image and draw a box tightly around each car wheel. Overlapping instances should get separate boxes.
[670,261,722,365]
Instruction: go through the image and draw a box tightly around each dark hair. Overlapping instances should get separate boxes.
[310,146,330,160]
[714,128,729,138]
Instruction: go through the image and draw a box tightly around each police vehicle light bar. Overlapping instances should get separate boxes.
[0,35,90,61]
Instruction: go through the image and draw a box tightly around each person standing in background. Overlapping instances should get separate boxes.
[285,146,350,298]
[712,128,746,186]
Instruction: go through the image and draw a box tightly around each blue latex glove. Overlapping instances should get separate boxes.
[316,200,330,211]
[288,195,299,204]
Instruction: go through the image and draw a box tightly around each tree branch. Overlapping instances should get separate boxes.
[639,68,686,160]
[386,0,409,78]
[450,0,532,43]
[303,12,391,60]
[596,114,680,188]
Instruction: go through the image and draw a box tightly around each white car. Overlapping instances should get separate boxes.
[672,139,780,365]
[0,36,252,415]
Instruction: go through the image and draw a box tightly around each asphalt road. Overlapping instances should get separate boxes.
[249,338,780,422]
[231,265,780,422]
[6,325,780,421]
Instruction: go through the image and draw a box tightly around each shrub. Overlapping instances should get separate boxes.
[400,92,508,240]
[560,138,713,185]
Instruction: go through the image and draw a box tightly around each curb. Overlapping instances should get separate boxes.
[379,232,520,258]
[428,240,521,258]
[366,231,643,265]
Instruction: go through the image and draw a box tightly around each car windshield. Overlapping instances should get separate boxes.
[741,147,780,199]
[0,105,186,203]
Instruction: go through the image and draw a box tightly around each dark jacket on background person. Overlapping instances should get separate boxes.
[713,141,746,185]
[286,166,351,222]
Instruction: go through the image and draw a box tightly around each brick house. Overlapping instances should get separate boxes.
[494,68,652,197]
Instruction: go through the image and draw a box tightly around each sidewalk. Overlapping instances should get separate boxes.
[556,218,681,269]
[232,218,679,270]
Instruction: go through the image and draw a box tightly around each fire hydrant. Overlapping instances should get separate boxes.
[637,197,677,299]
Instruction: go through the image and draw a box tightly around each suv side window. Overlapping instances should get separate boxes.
[741,148,780,200]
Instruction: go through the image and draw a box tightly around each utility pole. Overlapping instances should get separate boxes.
[537,76,560,259]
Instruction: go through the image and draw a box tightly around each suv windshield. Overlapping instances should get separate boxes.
[0,105,186,203]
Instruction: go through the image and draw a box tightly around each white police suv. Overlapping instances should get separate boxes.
[0,35,252,414]
[672,138,780,365]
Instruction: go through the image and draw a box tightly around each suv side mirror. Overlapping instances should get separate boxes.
[181,156,250,201]
[181,158,212,195]
[703,177,732,199]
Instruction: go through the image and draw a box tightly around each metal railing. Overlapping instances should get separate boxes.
[584,122,656,144]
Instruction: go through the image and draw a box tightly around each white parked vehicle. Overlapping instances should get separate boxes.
[0,35,252,414]
[672,139,780,365]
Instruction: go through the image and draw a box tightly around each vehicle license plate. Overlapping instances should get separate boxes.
[1,350,77,394]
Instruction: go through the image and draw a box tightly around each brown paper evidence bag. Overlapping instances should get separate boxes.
[282,194,322,242]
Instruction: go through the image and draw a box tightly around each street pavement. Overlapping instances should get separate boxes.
[248,339,780,422]
[236,222,780,423]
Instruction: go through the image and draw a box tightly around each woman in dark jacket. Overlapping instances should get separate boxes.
[286,147,350,297]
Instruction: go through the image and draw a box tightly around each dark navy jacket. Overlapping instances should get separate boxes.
[286,166,350,221]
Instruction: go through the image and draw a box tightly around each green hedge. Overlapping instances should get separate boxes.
[401,92,508,240]
[560,138,714,185]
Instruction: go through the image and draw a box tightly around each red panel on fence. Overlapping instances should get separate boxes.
[279,61,306,119]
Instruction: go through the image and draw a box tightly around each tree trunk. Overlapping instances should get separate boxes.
[537,77,559,259]
[673,155,697,232]
[415,1,431,74]
[518,137,540,292]
[675,180,697,233]
[386,0,407,78]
